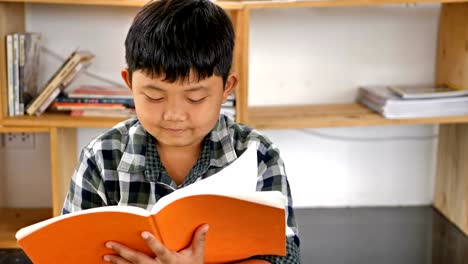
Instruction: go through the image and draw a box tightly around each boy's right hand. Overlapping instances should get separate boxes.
[103,224,209,264]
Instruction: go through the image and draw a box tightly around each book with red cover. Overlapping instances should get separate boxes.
[15,144,287,264]
[52,102,127,110]
[66,85,132,99]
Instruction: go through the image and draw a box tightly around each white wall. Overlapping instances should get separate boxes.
[1,3,441,208]
[0,133,51,207]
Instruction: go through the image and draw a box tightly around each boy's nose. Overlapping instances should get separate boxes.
[162,100,187,121]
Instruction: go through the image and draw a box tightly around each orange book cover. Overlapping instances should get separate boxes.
[15,144,288,264]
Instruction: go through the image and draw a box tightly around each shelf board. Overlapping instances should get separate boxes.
[0,208,52,248]
[243,0,468,9]
[248,103,468,129]
[2,0,467,9]
[0,0,244,9]
[1,112,127,128]
[0,126,50,133]
[4,104,468,129]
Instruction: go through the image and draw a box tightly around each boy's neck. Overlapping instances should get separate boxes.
[156,141,203,185]
[156,141,203,157]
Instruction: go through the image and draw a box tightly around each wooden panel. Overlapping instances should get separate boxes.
[0,126,49,133]
[433,124,468,235]
[1,112,126,128]
[2,0,468,9]
[0,3,25,120]
[231,9,250,124]
[5,105,468,129]
[248,103,468,129]
[49,127,77,216]
[0,208,52,248]
[436,3,468,89]
[243,0,468,9]
[0,0,243,9]
[434,2,468,236]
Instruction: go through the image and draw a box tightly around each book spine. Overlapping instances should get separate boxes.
[13,33,20,116]
[24,33,42,103]
[67,94,132,99]
[55,97,134,106]
[6,34,14,116]
[53,102,126,110]
[36,88,61,116]
[26,54,82,116]
[18,33,26,115]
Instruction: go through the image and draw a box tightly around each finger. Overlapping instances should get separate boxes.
[190,224,209,258]
[106,241,150,263]
[141,231,172,261]
[103,254,132,264]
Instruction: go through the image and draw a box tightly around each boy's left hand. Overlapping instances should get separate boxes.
[103,224,209,264]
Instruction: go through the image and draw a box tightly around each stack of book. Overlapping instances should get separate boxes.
[53,87,234,119]
[221,93,236,119]
[53,85,135,117]
[357,85,468,119]
[26,50,95,116]
[5,32,42,116]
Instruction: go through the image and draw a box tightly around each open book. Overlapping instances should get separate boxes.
[16,144,287,264]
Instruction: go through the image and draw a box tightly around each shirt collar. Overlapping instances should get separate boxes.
[208,115,238,167]
[117,119,147,173]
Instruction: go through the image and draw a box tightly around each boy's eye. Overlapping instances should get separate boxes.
[187,97,207,103]
[145,94,164,102]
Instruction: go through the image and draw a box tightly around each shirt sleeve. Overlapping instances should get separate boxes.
[62,146,108,215]
[249,141,301,263]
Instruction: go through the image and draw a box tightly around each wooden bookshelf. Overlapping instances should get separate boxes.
[2,0,468,9]
[248,103,468,130]
[1,0,243,9]
[0,126,49,133]
[4,104,468,130]
[1,113,127,128]
[0,208,52,248]
[242,0,468,9]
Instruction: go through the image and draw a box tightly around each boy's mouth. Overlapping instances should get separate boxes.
[162,127,187,135]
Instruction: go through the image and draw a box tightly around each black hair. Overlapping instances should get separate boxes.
[125,0,235,85]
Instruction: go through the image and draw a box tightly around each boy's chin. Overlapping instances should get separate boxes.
[156,136,201,148]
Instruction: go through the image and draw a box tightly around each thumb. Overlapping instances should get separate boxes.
[191,224,209,257]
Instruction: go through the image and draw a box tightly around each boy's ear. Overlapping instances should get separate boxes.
[222,74,238,103]
[121,68,133,91]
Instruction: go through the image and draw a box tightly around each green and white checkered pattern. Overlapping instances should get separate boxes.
[63,114,301,263]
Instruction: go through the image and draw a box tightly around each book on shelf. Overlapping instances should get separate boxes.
[19,33,42,115]
[388,85,468,99]
[26,50,94,116]
[13,34,20,115]
[5,33,42,116]
[55,95,135,107]
[70,108,136,117]
[65,85,132,99]
[6,34,14,116]
[357,86,468,119]
[52,102,127,110]
[16,144,287,264]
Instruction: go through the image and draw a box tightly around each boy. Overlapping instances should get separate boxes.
[62,0,300,263]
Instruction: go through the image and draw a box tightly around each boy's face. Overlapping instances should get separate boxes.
[121,69,236,149]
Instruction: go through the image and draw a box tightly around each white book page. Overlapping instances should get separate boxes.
[15,206,150,239]
[151,143,270,214]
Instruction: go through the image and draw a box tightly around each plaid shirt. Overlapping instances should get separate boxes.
[63,114,301,263]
